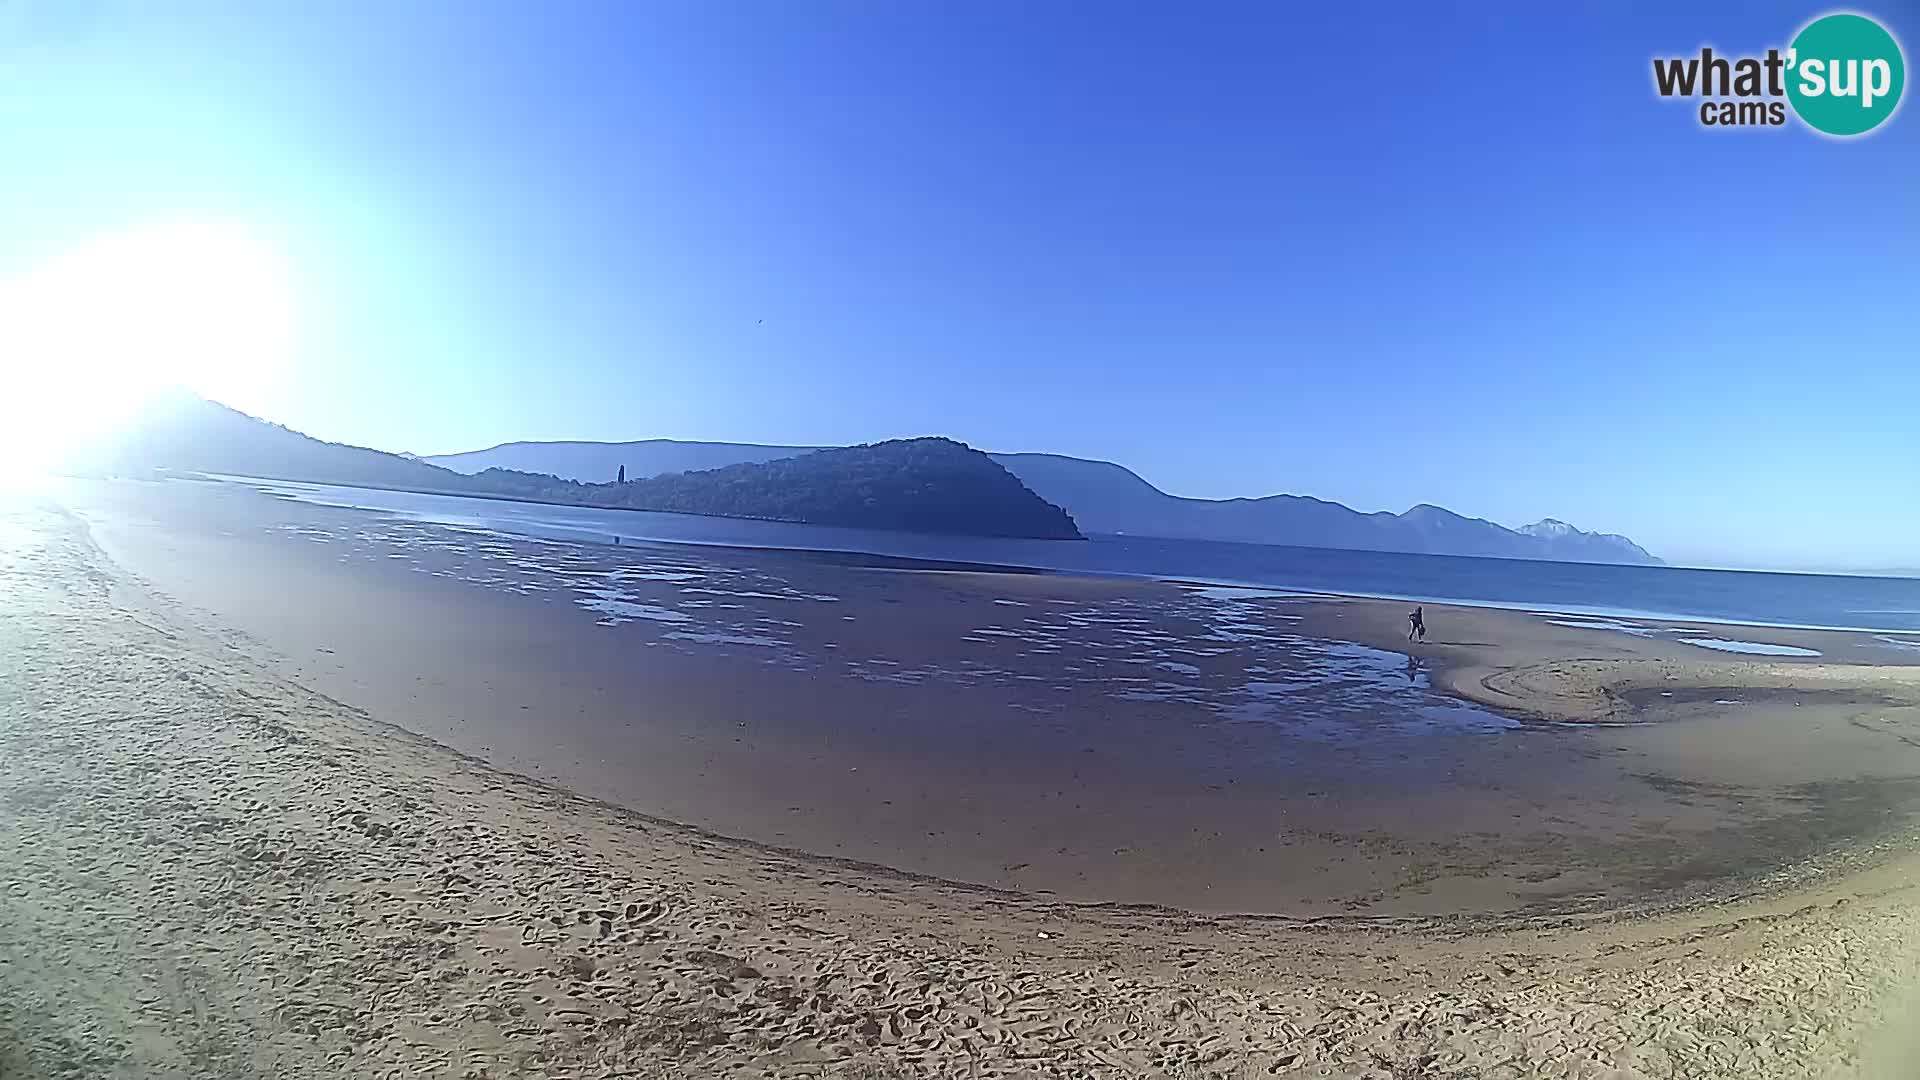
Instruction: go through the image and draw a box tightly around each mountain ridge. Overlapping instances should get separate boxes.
[426,438,827,479]
[427,439,1661,565]
[448,439,1082,539]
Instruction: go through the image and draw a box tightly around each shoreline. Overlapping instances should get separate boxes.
[1163,574,1920,638]
[8,490,1920,1076]
[43,489,1920,916]
[191,469,1094,541]
[54,475,1920,923]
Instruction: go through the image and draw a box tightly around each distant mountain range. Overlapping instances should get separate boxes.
[426,439,823,478]
[60,395,1656,561]
[427,439,1661,565]
[67,394,1082,541]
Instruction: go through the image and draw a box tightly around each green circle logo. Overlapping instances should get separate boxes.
[1787,13,1906,136]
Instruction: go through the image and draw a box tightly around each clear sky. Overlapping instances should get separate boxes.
[2,2,1915,570]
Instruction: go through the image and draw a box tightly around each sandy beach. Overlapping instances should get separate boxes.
[7,480,1920,1077]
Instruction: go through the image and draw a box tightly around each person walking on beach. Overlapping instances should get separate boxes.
[1408,606,1426,642]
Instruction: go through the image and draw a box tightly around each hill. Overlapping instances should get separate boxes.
[431,438,1659,564]
[68,390,473,492]
[63,396,1083,541]
[464,439,1083,539]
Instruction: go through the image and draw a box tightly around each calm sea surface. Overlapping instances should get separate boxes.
[222,477,1920,635]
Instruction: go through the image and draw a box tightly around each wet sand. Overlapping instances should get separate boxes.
[57,476,1920,918]
[8,487,1920,1079]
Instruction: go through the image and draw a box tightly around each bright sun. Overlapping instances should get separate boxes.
[0,220,297,476]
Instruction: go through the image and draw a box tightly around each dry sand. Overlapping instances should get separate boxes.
[5,492,1920,1078]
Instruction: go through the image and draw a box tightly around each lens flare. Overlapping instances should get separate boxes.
[0,220,297,478]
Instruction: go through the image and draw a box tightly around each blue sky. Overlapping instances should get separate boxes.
[2,1,1915,570]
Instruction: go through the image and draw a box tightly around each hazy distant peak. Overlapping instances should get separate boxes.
[426,437,823,483]
[1399,504,1501,529]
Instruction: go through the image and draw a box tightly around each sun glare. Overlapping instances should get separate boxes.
[0,220,297,478]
